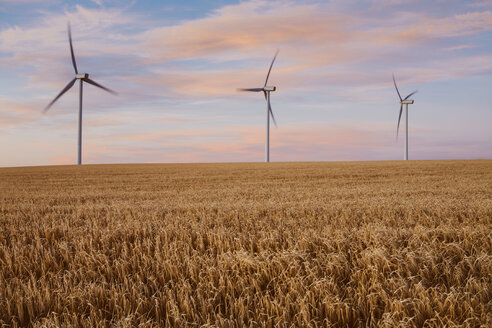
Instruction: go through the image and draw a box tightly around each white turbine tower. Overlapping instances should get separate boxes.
[393,74,417,161]
[43,23,117,165]
[238,50,279,162]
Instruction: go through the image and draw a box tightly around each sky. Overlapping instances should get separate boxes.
[0,0,491,167]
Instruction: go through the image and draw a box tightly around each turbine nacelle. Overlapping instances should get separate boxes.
[264,86,276,92]
[401,100,414,104]
[76,73,89,79]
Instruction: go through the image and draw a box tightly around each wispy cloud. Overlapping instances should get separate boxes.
[364,11,492,44]
[0,97,43,127]
[444,45,476,51]
[468,0,492,8]
[2,1,492,96]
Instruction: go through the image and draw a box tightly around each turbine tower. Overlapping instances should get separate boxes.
[238,50,279,162]
[393,74,417,161]
[43,23,117,165]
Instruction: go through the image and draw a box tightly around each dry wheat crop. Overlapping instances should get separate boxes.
[0,160,491,327]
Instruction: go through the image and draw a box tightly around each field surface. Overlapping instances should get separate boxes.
[0,160,491,327]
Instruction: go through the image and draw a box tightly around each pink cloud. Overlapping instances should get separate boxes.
[121,129,219,142]
[76,122,490,164]
[138,1,370,75]
[365,11,492,44]
[141,1,353,61]
[93,124,394,163]
[468,0,492,8]
[120,2,492,97]
[0,5,140,88]
[3,1,492,101]
[50,154,77,166]
[4,117,490,166]
[444,45,475,51]
[0,98,43,127]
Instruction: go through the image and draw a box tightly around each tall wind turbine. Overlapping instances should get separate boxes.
[43,23,117,165]
[393,74,417,161]
[238,50,279,163]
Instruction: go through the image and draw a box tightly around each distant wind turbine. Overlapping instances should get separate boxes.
[238,50,279,163]
[393,74,417,161]
[43,22,117,165]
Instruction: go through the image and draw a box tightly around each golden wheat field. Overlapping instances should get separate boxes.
[0,160,491,327]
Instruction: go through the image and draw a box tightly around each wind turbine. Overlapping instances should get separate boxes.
[43,23,117,165]
[238,50,279,162]
[393,74,417,161]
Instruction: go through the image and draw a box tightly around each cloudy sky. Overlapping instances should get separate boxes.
[0,0,491,166]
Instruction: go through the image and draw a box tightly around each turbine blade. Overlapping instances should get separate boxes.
[83,78,117,95]
[68,22,78,74]
[264,49,279,87]
[392,74,402,101]
[268,98,277,128]
[237,88,264,92]
[43,78,77,113]
[396,104,403,139]
[404,90,418,100]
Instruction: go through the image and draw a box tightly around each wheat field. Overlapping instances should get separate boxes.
[0,160,490,327]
